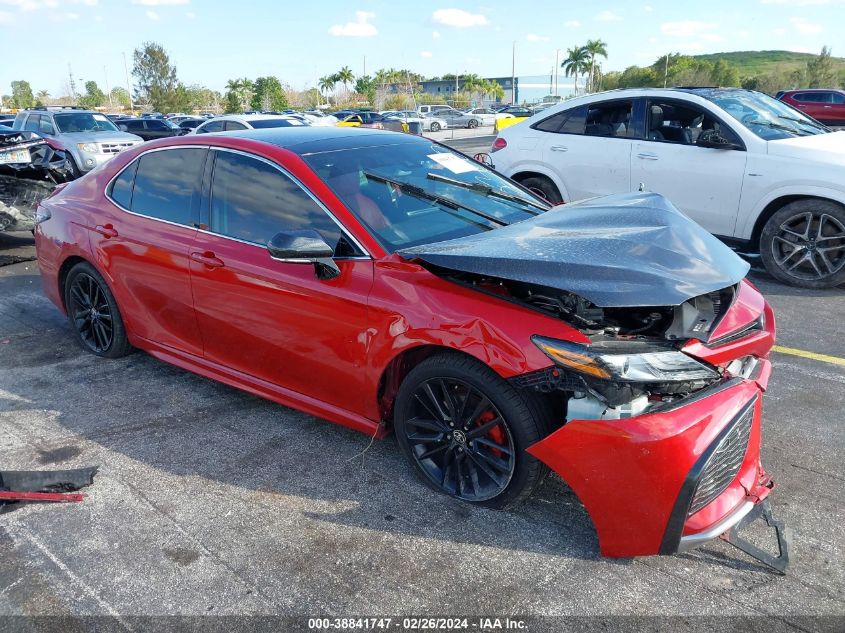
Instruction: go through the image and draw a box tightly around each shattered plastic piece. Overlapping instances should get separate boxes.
[0,467,98,511]
[399,192,750,308]
[0,130,73,184]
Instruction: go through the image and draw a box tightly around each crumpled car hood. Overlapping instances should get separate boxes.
[398,192,749,307]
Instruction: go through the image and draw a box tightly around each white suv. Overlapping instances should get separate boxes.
[491,88,845,288]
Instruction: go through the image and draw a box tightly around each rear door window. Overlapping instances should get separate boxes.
[130,148,207,225]
[23,115,40,132]
[585,101,634,138]
[108,160,139,209]
[196,120,224,134]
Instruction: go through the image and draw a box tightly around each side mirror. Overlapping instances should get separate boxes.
[267,229,340,280]
[696,130,741,150]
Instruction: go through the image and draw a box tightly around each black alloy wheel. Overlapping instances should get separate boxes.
[430,122,441,132]
[68,272,114,353]
[761,199,845,288]
[403,377,515,502]
[394,353,550,508]
[468,119,478,129]
[64,262,132,358]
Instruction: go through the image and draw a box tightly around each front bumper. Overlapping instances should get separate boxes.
[526,363,778,559]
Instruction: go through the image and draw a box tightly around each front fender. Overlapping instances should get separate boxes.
[736,184,845,240]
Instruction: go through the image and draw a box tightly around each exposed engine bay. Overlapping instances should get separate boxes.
[428,264,737,415]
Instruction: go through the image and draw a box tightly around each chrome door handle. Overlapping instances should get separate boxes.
[549,145,568,152]
[191,251,225,268]
[637,152,659,160]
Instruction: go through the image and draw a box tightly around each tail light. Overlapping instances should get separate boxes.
[491,137,507,152]
[43,137,66,151]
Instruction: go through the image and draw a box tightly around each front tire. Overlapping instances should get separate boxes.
[394,353,550,509]
[64,262,132,358]
[429,122,441,132]
[759,199,845,288]
[468,119,478,129]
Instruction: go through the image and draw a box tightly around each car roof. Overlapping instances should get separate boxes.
[211,114,300,122]
[221,126,425,155]
[781,88,844,93]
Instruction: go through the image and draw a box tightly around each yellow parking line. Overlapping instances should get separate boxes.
[771,345,845,367]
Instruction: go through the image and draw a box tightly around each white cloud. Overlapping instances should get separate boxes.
[0,0,98,10]
[0,9,14,23]
[773,27,787,35]
[595,10,622,21]
[564,19,580,28]
[526,33,550,42]
[789,16,823,33]
[145,9,158,19]
[644,4,654,11]
[661,20,718,37]
[63,10,77,17]
[132,0,188,5]
[328,11,377,37]
[432,30,440,39]
[186,10,194,18]
[420,51,433,58]
[431,8,488,28]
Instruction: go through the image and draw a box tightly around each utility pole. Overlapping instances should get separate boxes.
[663,53,669,88]
[123,52,134,113]
[554,49,560,97]
[104,65,113,108]
[511,41,516,104]
[363,55,366,77]
[68,64,77,104]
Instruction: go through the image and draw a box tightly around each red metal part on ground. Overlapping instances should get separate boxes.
[0,491,85,503]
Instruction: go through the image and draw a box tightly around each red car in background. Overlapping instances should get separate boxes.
[777,89,845,126]
[33,127,787,567]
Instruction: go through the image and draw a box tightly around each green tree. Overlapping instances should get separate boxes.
[318,75,336,105]
[562,46,589,94]
[584,39,608,92]
[110,86,131,109]
[224,78,254,113]
[354,75,376,106]
[35,89,50,106]
[336,66,354,99]
[10,80,35,109]
[78,80,106,109]
[807,46,836,88]
[184,85,219,112]
[710,59,740,87]
[251,76,288,111]
[132,41,183,112]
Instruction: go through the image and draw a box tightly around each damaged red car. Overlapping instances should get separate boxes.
[33,128,787,566]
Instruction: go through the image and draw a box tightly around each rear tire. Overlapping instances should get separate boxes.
[518,175,563,205]
[759,199,845,288]
[394,353,551,509]
[430,122,441,132]
[64,262,132,358]
[468,119,478,129]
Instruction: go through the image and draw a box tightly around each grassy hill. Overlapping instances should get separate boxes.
[693,50,845,77]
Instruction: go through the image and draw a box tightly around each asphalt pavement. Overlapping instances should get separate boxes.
[0,174,843,630]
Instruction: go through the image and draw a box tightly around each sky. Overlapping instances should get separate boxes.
[1,0,843,98]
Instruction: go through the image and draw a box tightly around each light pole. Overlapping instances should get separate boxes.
[123,52,134,113]
[511,41,516,104]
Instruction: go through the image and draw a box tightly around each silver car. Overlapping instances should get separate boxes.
[12,107,143,176]
[383,111,448,132]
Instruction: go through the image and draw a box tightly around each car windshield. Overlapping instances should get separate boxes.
[704,91,829,140]
[54,113,119,133]
[249,118,307,128]
[302,139,549,252]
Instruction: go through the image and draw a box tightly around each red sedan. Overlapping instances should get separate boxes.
[33,127,786,564]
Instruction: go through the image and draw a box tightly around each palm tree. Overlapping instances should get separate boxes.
[318,75,336,105]
[584,39,608,92]
[562,46,589,95]
[336,66,354,100]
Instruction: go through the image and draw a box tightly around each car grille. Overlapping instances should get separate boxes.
[100,142,136,154]
[688,397,755,515]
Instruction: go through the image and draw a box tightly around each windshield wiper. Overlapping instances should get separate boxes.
[745,118,810,136]
[363,171,509,227]
[426,172,546,214]
[777,115,828,131]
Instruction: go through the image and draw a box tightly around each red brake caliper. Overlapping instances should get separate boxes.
[475,411,505,458]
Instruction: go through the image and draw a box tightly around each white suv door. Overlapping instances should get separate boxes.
[630,98,747,237]
[532,99,635,201]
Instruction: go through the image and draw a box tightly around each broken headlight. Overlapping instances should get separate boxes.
[532,335,719,383]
